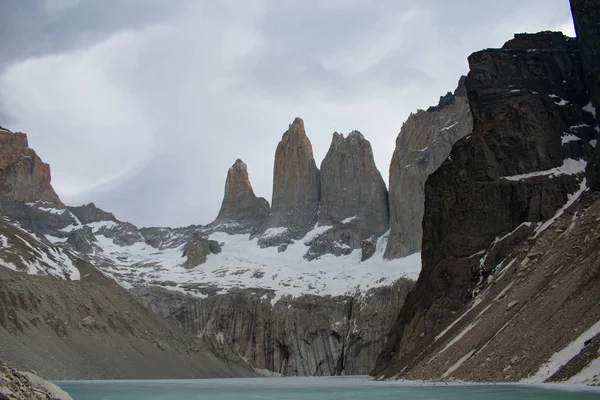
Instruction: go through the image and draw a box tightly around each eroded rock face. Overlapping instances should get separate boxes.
[571,0,600,190]
[384,77,472,259]
[258,118,320,247]
[132,278,413,376]
[0,131,61,205]
[305,131,388,259]
[374,32,595,378]
[212,159,269,234]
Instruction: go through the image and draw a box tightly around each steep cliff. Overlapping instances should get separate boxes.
[374,31,596,379]
[0,131,61,205]
[305,131,389,260]
[210,159,270,234]
[132,278,413,376]
[257,118,321,247]
[385,77,473,259]
[571,0,600,190]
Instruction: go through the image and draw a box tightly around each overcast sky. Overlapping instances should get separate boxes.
[0,0,575,227]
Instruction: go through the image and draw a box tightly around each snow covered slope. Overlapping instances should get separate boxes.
[43,218,421,302]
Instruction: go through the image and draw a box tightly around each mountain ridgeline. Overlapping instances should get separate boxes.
[1,0,599,384]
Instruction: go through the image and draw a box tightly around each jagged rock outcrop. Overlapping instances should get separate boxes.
[258,118,320,247]
[374,31,595,378]
[132,278,413,376]
[66,226,97,253]
[571,0,600,190]
[374,191,600,383]
[67,203,117,224]
[211,159,269,234]
[304,131,388,260]
[183,235,222,268]
[0,131,61,205]
[385,77,473,259]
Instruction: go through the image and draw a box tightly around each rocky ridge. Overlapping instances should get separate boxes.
[385,77,473,259]
[374,28,599,383]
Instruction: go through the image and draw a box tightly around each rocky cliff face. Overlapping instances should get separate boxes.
[0,131,61,205]
[374,31,596,378]
[258,118,321,247]
[211,159,269,234]
[305,131,389,260]
[571,0,600,190]
[384,77,473,259]
[133,278,413,377]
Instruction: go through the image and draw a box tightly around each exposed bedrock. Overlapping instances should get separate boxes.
[210,159,270,235]
[571,0,600,190]
[132,278,413,376]
[305,131,389,260]
[374,31,595,378]
[384,76,473,260]
[257,118,321,247]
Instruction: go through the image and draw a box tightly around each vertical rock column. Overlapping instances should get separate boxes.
[258,118,320,247]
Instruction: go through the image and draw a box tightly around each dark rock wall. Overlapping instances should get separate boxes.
[374,32,594,378]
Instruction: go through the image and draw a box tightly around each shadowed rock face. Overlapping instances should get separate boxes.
[384,77,472,260]
[303,131,388,260]
[212,159,269,234]
[0,131,61,205]
[374,31,595,378]
[571,0,600,190]
[258,118,321,247]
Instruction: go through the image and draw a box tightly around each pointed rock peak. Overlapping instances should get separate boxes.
[282,117,310,142]
[290,117,304,131]
[224,158,255,198]
[214,159,270,233]
[347,130,365,140]
[454,76,467,97]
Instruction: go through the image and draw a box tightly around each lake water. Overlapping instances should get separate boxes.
[56,376,600,400]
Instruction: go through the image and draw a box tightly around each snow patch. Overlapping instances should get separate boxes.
[535,178,587,237]
[341,216,357,224]
[500,158,586,181]
[526,319,600,383]
[441,122,459,132]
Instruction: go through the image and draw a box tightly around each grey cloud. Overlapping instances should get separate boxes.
[0,0,577,227]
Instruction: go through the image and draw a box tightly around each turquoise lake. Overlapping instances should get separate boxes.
[56,376,600,400]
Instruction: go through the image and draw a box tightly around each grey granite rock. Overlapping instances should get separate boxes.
[210,159,270,234]
[257,118,320,247]
[306,131,388,259]
[384,77,472,260]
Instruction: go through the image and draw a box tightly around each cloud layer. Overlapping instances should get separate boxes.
[0,0,575,227]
